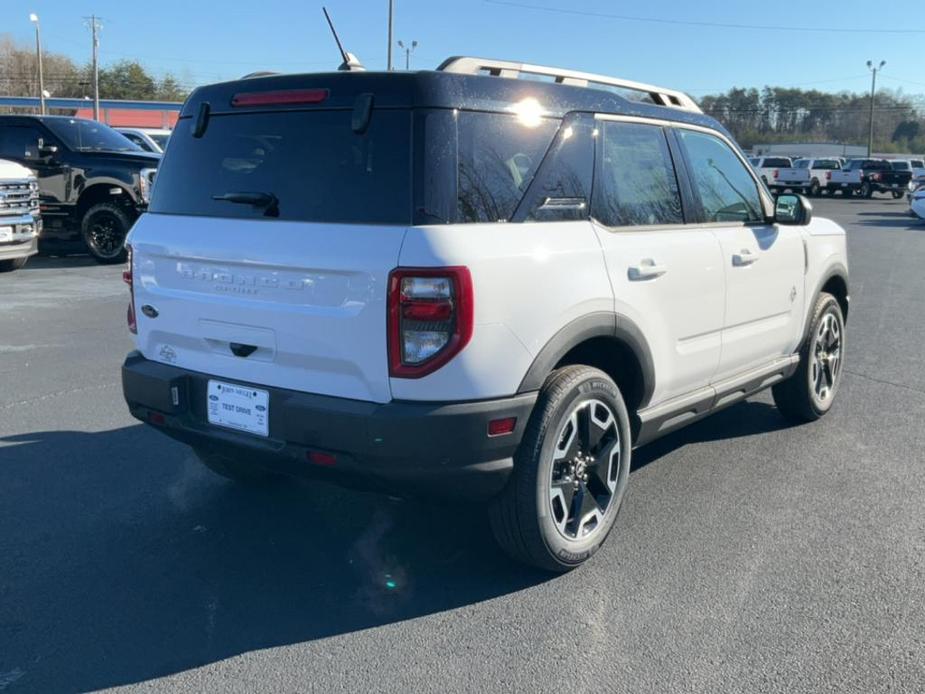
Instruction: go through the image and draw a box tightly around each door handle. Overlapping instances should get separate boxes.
[732,249,760,267]
[628,259,669,281]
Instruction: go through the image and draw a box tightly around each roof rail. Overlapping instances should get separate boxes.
[437,57,702,114]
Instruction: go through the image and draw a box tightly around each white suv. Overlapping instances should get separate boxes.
[121,58,849,571]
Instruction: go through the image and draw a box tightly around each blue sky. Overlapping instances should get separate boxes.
[3,0,924,99]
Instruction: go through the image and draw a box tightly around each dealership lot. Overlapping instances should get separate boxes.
[1,197,923,692]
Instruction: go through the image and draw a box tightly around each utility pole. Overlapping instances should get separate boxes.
[397,40,417,70]
[29,14,45,115]
[866,60,885,158]
[387,0,394,70]
[85,15,102,121]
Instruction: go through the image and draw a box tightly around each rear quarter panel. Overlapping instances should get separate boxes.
[394,221,612,401]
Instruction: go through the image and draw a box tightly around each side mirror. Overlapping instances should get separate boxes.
[774,193,813,226]
[38,143,59,158]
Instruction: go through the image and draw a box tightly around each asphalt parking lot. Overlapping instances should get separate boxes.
[1,196,923,693]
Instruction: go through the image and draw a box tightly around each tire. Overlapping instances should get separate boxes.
[859,181,873,199]
[0,257,28,272]
[772,292,845,423]
[489,365,632,572]
[81,202,132,264]
[192,445,279,485]
[809,179,821,197]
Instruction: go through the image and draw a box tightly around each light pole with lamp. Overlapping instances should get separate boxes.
[866,60,885,158]
[29,13,46,116]
[397,40,417,70]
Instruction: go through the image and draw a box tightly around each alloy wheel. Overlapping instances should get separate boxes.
[548,399,621,541]
[86,212,126,259]
[811,310,842,403]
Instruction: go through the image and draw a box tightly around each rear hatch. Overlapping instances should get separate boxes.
[130,90,413,403]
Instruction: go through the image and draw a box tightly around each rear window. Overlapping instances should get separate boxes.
[912,160,925,168]
[149,109,412,224]
[795,160,809,168]
[891,161,911,171]
[814,160,840,170]
[763,158,792,168]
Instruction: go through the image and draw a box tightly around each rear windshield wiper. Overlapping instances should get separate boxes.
[212,191,279,217]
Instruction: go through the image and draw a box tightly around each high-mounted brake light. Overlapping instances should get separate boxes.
[124,244,136,334]
[231,88,329,107]
[388,267,473,378]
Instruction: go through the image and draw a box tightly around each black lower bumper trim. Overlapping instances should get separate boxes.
[122,352,536,499]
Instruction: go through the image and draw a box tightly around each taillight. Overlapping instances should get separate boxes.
[124,244,136,334]
[826,172,832,181]
[773,169,780,179]
[872,173,882,182]
[388,267,473,378]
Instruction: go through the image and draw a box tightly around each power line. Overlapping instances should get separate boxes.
[485,0,925,34]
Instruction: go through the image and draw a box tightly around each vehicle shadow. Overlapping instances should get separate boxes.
[0,426,545,692]
[19,254,99,271]
[0,399,792,691]
[631,400,795,471]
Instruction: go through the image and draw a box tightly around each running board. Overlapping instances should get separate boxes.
[634,355,799,447]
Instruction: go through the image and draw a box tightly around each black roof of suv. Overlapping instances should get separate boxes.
[182,68,722,133]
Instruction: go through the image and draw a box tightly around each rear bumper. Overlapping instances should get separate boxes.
[122,352,536,499]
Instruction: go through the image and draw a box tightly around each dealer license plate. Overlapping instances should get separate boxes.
[207,380,269,437]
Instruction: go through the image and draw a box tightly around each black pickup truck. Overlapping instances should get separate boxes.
[843,158,912,199]
[0,115,159,263]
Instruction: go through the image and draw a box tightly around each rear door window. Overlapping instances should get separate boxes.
[456,112,557,223]
[677,129,764,224]
[592,121,683,228]
[150,109,413,224]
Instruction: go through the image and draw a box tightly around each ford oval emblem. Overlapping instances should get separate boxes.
[255,404,267,412]
[209,394,219,401]
[141,304,159,318]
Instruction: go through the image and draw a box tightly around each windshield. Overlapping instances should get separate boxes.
[45,118,142,153]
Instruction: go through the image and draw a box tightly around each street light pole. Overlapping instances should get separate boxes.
[867,60,885,158]
[387,0,394,71]
[397,40,417,70]
[29,13,45,116]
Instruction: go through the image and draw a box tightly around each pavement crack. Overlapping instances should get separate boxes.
[0,381,119,411]
[845,369,925,396]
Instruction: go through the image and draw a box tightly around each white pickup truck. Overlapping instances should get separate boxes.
[0,158,41,272]
[748,156,811,193]
[793,158,843,197]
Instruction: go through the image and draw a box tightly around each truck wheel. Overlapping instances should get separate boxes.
[0,257,28,272]
[192,445,278,485]
[489,365,632,572]
[859,181,873,199]
[809,179,821,197]
[82,202,132,264]
[773,292,845,423]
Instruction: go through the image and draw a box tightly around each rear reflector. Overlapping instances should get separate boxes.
[148,411,165,426]
[488,417,517,437]
[231,88,329,107]
[308,451,337,467]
